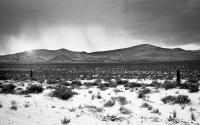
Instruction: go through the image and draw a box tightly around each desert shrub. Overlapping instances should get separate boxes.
[113,88,123,93]
[116,80,129,85]
[68,107,76,112]
[188,83,199,93]
[10,100,17,110]
[84,82,97,87]
[113,96,128,105]
[119,106,132,114]
[1,83,16,93]
[161,95,191,105]
[141,103,153,110]
[36,78,45,84]
[51,86,76,100]
[71,80,82,86]
[98,83,108,90]
[104,99,115,107]
[176,95,191,105]
[25,84,43,94]
[97,94,102,99]
[94,79,102,84]
[30,77,37,81]
[61,117,70,124]
[149,81,161,87]
[180,82,199,93]
[173,110,177,118]
[179,82,190,89]
[47,79,57,84]
[124,82,141,88]
[162,81,177,90]
[61,82,71,86]
[161,96,177,104]
[109,81,117,88]
[138,88,151,98]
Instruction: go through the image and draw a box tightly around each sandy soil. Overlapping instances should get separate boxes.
[0,80,200,125]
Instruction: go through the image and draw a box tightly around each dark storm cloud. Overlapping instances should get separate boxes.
[0,0,200,54]
[123,0,200,45]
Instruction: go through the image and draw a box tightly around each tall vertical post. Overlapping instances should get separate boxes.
[30,70,33,78]
[177,69,180,85]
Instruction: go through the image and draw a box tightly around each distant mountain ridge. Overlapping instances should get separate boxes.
[0,44,200,63]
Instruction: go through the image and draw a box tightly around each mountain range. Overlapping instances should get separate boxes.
[0,44,200,63]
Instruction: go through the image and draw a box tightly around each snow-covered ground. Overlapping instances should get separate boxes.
[0,80,200,125]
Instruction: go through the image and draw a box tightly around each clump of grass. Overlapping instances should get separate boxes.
[51,86,77,100]
[151,109,161,115]
[141,103,153,110]
[119,106,132,114]
[104,99,115,107]
[138,88,151,98]
[161,95,191,105]
[61,117,70,124]
[88,90,93,93]
[191,112,196,121]
[10,100,17,110]
[1,83,16,93]
[69,107,76,112]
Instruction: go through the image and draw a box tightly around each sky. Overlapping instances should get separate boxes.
[0,0,200,55]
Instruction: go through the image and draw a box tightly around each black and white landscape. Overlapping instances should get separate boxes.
[0,0,200,125]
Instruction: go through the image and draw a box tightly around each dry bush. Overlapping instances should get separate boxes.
[116,79,129,85]
[104,99,115,107]
[119,106,132,114]
[51,86,77,100]
[25,84,43,94]
[162,80,177,90]
[113,96,128,105]
[1,83,16,93]
[161,95,191,105]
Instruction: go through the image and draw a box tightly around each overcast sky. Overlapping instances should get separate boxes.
[0,0,200,55]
